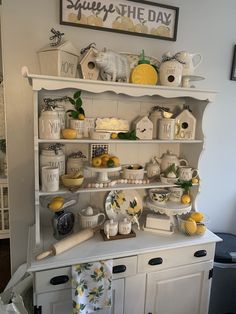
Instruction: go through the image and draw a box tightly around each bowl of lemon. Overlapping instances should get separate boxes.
[178,211,207,236]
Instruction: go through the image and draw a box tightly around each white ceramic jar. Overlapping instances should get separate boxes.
[40,148,65,177]
[55,105,66,130]
[69,119,84,138]
[39,110,61,139]
[118,218,132,235]
[67,157,84,174]
[149,110,162,139]
[104,219,118,239]
[159,59,183,87]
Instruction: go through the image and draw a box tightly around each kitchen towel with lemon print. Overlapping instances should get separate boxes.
[72,260,113,313]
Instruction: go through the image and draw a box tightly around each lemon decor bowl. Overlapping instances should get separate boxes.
[122,164,145,180]
[178,213,208,236]
[61,174,84,187]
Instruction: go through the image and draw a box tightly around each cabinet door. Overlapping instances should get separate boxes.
[36,289,72,314]
[124,273,146,314]
[145,261,212,314]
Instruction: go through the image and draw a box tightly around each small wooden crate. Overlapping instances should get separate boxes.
[100,229,136,241]
[38,41,79,77]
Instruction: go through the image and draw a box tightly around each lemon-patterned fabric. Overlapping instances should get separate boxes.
[72,260,113,313]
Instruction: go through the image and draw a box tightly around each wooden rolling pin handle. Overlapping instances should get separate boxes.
[36,249,54,261]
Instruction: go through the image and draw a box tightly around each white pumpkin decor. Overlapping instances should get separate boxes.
[175,108,196,140]
[133,116,153,140]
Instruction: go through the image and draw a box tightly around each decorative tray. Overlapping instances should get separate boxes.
[100,229,136,241]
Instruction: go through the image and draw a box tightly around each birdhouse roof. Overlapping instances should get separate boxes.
[133,115,153,125]
[79,48,96,63]
[38,41,79,56]
[175,109,196,120]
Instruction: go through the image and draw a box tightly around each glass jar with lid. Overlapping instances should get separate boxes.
[67,151,86,175]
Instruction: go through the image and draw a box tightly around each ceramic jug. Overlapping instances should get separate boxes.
[176,51,202,76]
[156,150,188,172]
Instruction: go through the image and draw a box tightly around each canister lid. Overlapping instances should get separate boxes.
[214,232,236,263]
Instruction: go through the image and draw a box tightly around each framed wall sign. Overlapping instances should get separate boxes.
[230,45,236,81]
[60,0,179,41]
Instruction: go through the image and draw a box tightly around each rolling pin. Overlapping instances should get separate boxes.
[36,227,97,260]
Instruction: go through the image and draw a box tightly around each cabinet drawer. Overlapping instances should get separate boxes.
[35,256,137,293]
[112,256,137,279]
[35,266,71,294]
[138,243,215,273]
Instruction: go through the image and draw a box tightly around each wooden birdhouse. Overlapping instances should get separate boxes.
[133,116,153,140]
[175,108,196,140]
[38,41,79,77]
[78,48,99,80]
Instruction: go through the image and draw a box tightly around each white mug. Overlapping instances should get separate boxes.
[169,187,184,202]
[158,118,175,140]
[41,166,59,192]
[178,166,199,181]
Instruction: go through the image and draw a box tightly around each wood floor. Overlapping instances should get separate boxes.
[0,239,11,292]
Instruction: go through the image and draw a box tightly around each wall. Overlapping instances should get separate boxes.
[1,0,236,272]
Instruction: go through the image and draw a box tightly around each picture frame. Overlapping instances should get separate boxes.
[230,45,236,81]
[60,0,179,41]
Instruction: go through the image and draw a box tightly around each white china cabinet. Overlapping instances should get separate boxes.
[23,67,220,314]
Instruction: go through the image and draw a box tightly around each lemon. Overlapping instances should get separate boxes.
[185,218,197,235]
[111,133,118,139]
[78,113,85,120]
[181,194,191,204]
[196,223,206,235]
[130,64,158,85]
[62,128,77,139]
[110,156,120,167]
[101,156,110,167]
[190,212,204,222]
[192,177,199,184]
[92,156,102,167]
[48,199,64,212]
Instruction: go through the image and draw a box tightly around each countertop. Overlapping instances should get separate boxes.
[27,225,222,272]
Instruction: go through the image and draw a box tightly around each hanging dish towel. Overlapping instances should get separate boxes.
[72,260,113,314]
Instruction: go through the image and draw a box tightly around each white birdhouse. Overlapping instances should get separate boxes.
[38,41,79,77]
[133,116,153,140]
[175,109,196,140]
[78,48,99,80]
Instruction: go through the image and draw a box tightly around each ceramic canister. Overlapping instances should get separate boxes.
[69,119,84,138]
[41,166,59,192]
[39,110,61,140]
[158,118,175,140]
[40,148,65,177]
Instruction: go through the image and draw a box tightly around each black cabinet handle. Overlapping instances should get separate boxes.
[148,257,163,266]
[194,250,207,258]
[50,275,69,285]
[113,265,127,274]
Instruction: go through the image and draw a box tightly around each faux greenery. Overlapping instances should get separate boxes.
[176,179,192,192]
[164,163,178,177]
[117,130,137,140]
[67,90,85,120]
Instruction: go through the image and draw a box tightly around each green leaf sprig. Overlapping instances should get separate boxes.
[176,179,192,192]
[117,130,137,140]
[67,90,85,120]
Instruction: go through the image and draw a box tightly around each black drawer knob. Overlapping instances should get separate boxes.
[194,250,207,258]
[148,257,163,266]
[50,275,69,285]
[113,265,127,274]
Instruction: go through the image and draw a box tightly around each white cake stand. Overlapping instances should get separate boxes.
[182,75,205,88]
[86,166,121,183]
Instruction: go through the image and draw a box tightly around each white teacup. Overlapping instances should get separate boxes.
[79,207,105,229]
[149,188,170,205]
[178,166,199,181]
[169,187,184,202]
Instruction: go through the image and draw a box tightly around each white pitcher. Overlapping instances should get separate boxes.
[176,51,202,76]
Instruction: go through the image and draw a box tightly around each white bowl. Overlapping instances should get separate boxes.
[90,130,110,140]
[122,164,144,180]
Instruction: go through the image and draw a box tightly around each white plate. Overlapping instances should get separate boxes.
[105,189,143,222]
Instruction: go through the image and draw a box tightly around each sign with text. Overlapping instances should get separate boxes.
[60,0,179,41]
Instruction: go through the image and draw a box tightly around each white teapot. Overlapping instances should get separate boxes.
[146,157,161,179]
[156,150,188,172]
[176,51,202,76]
